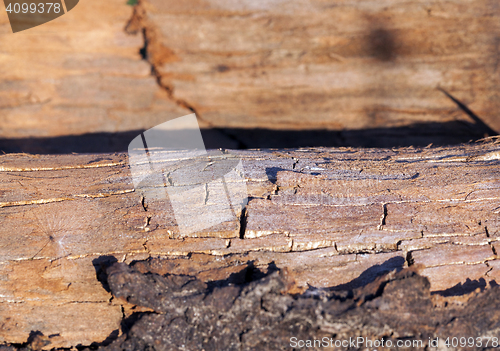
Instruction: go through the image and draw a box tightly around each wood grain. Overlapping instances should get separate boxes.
[0,142,499,347]
[130,0,500,137]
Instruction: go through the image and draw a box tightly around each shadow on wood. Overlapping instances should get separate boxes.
[0,119,497,154]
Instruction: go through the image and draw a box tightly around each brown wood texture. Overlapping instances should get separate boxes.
[129,0,500,138]
[1,0,499,154]
[0,0,213,154]
[0,141,499,347]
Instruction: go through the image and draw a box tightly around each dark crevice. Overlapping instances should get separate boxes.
[406,251,414,267]
[265,167,287,184]
[140,196,147,212]
[239,206,247,239]
[378,203,388,229]
[484,226,498,255]
[138,29,148,60]
[395,240,402,251]
[92,256,119,294]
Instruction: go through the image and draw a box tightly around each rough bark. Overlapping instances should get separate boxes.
[0,141,499,348]
[98,262,500,351]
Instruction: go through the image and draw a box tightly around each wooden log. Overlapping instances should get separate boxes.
[2,0,499,154]
[127,0,500,146]
[0,141,499,347]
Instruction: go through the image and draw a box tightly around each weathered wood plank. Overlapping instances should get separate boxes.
[0,142,499,347]
[0,0,192,145]
[129,0,500,142]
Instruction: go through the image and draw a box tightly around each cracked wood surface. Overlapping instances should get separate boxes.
[0,142,499,347]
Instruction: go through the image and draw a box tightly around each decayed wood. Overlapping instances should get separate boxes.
[95,263,500,351]
[129,0,500,139]
[0,142,499,348]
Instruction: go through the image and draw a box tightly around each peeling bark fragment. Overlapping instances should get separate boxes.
[98,261,500,351]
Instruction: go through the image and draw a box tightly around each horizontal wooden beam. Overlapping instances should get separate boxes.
[0,142,499,347]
